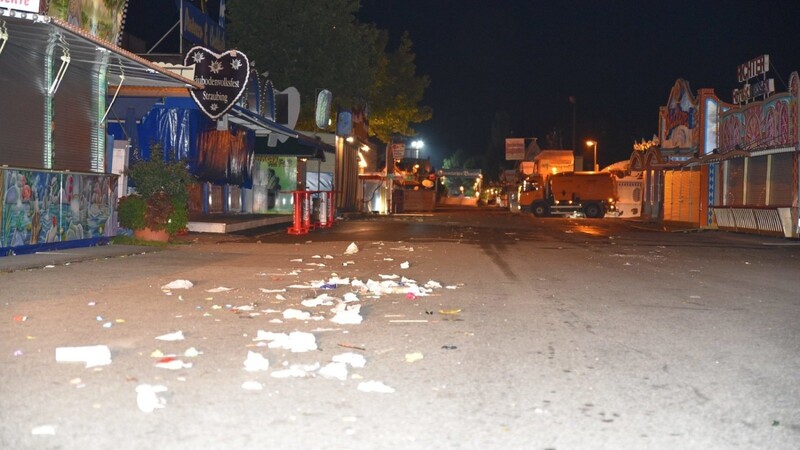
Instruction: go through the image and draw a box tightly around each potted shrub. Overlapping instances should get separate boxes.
[117,143,194,241]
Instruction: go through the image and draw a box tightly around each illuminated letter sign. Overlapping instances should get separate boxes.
[185,46,249,120]
[737,54,769,82]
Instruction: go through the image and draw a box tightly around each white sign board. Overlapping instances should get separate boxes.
[505,138,525,161]
[0,0,40,13]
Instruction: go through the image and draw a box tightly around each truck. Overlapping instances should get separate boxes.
[518,171,617,218]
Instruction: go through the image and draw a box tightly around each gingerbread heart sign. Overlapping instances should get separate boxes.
[185,46,250,120]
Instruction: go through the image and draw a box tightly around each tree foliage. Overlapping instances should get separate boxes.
[226,1,429,140]
[368,31,432,142]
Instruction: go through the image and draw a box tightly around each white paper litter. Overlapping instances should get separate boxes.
[31,425,57,435]
[290,258,303,262]
[136,384,168,413]
[243,351,270,372]
[184,347,201,357]
[343,292,360,303]
[283,308,312,320]
[327,276,350,285]
[275,294,287,301]
[254,331,318,352]
[206,286,234,293]
[155,331,185,341]
[155,359,192,370]
[241,381,264,391]
[344,242,359,255]
[319,362,348,381]
[400,261,410,269]
[259,288,287,293]
[330,302,362,325]
[424,280,442,289]
[270,362,320,378]
[302,294,336,307]
[332,352,366,368]
[379,274,399,280]
[405,352,424,363]
[357,380,395,393]
[55,345,112,368]
[161,279,193,290]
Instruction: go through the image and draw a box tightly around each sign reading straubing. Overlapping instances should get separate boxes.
[186,46,249,120]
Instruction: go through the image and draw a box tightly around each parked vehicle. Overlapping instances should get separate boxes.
[518,172,617,218]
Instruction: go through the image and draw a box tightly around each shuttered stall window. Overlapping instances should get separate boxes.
[724,158,745,206]
[768,152,794,206]
[745,155,767,206]
[0,30,46,168]
[52,55,99,172]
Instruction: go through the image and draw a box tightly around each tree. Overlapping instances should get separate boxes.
[226,1,430,137]
[368,31,432,143]
[482,111,512,182]
[227,0,375,128]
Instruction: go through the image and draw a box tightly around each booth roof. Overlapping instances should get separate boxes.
[255,133,334,161]
[227,105,300,139]
[0,13,201,90]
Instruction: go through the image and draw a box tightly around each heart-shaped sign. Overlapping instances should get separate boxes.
[185,46,250,120]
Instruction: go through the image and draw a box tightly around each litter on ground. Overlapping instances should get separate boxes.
[136,384,168,413]
[243,351,270,372]
[161,279,193,290]
[357,380,395,393]
[155,331,185,341]
[344,242,359,255]
[55,345,112,368]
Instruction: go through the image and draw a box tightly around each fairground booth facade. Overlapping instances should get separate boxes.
[630,55,799,238]
[0,1,199,255]
[1,1,366,252]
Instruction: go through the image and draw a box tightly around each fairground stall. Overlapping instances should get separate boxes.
[700,58,799,238]
[0,2,199,255]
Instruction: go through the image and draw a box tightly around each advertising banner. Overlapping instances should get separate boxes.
[178,0,226,53]
[391,143,405,160]
[505,138,525,160]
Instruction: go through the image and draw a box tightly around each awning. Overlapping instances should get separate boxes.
[256,133,334,161]
[0,12,201,89]
[227,105,299,139]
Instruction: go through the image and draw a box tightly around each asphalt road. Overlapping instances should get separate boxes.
[1,209,799,449]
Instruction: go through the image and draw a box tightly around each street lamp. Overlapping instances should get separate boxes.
[585,140,598,171]
[410,139,424,159]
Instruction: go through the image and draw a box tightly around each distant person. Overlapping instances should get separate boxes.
[267,169,281,209]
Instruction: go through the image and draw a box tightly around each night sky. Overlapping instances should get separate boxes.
[127,1,800,169]
[358,0,800,168]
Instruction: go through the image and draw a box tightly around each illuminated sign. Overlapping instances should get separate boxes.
[737,54,769,82]
[0,0,40,13]
[391,143,406,160]
[505,138,525,160]
[733,79,775,105]
[185,46,250,120]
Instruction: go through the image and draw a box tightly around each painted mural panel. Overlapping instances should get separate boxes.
[719,72,799,152]
[49,0,129,45]
[661,79,699,150]
[1,169,116,253]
